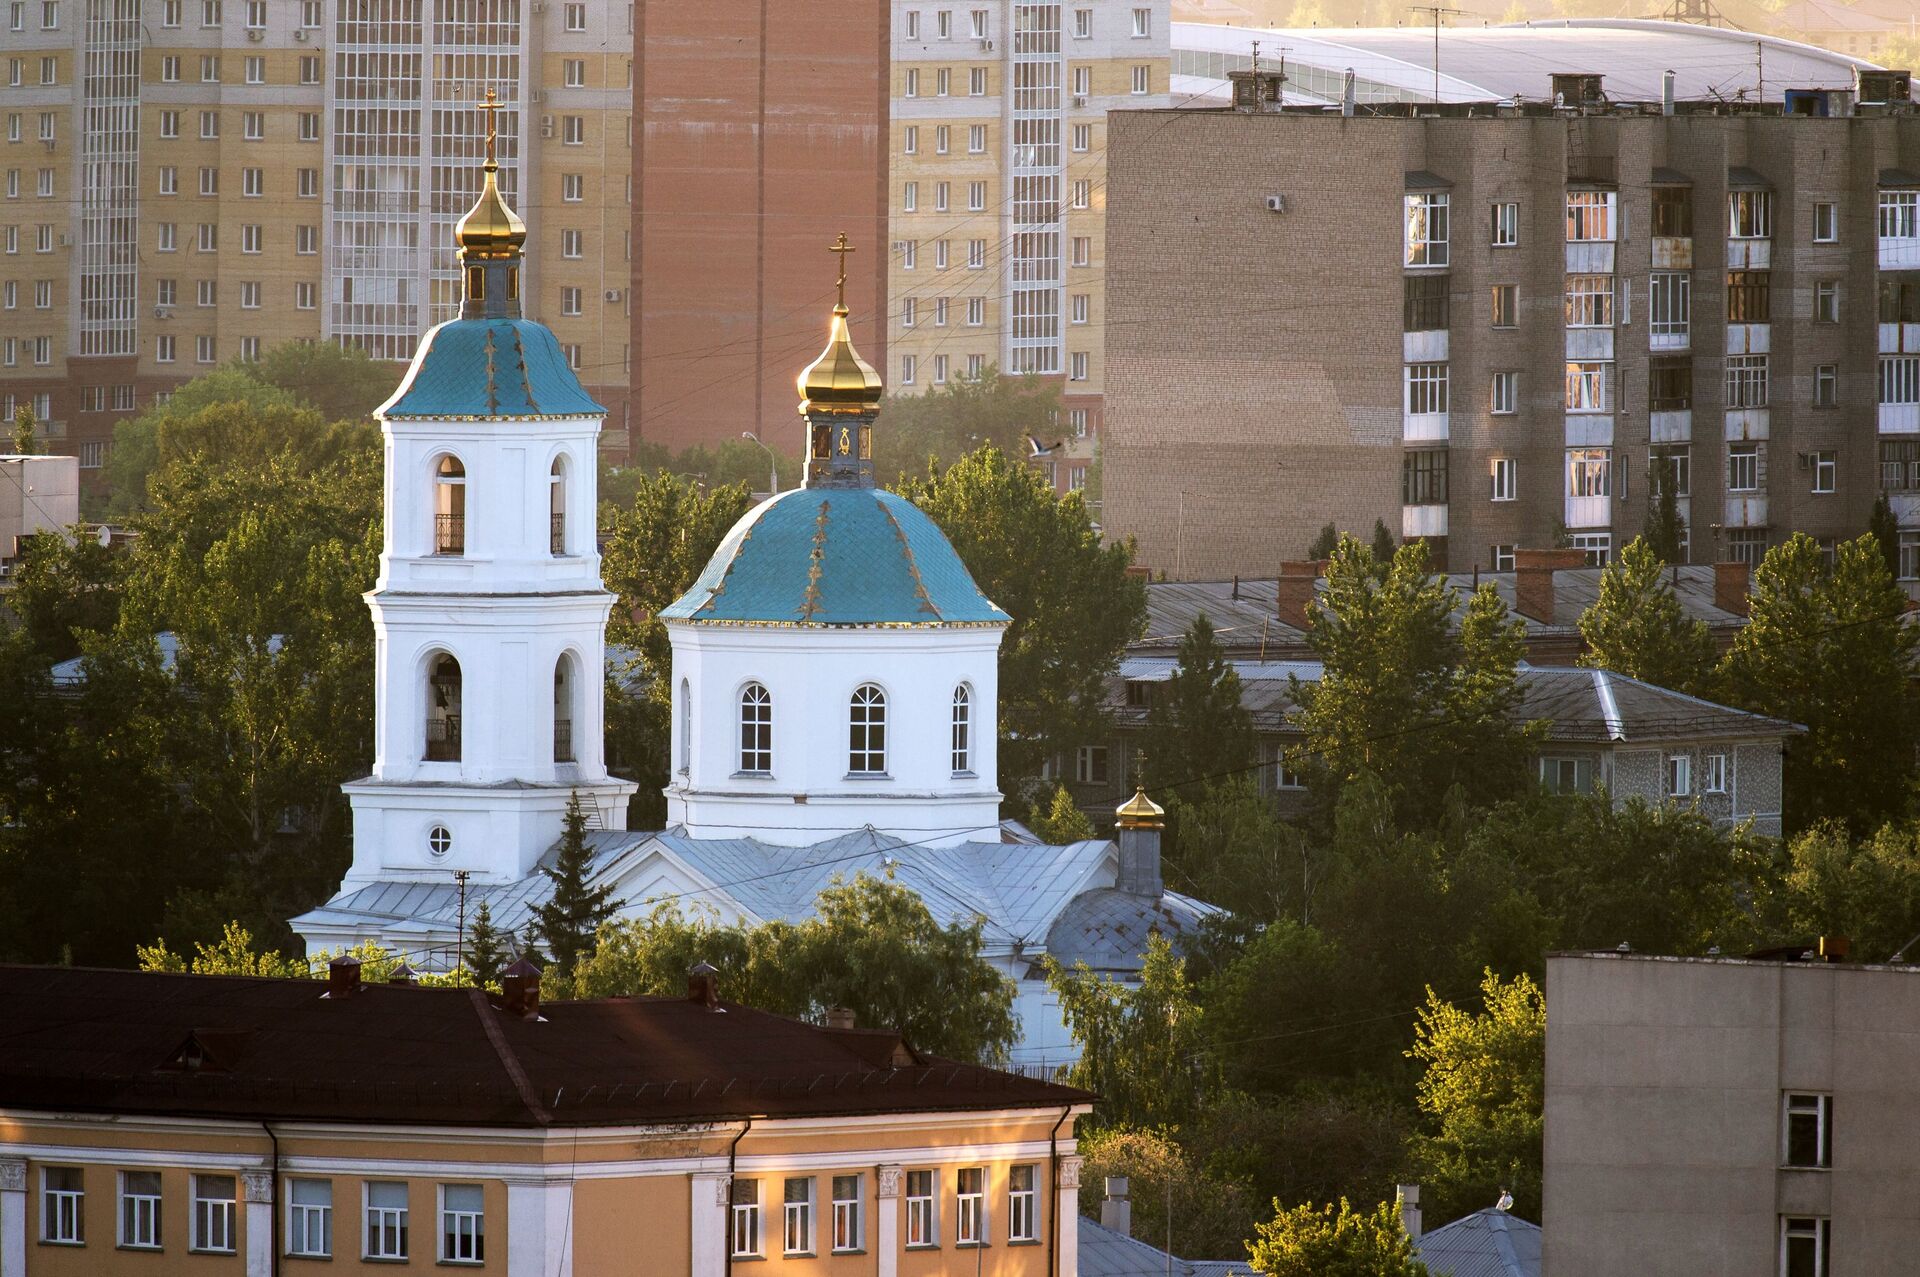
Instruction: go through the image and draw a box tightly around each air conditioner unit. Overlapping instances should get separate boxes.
[292,28,306,39]
[153,305,173,319]
[57,233,70,246]
[1072,94,1087,107]
[892,240,908,253]
[245,26,262,39]
[979,37,993,50]
[1264,194,1286,213]
[532,0,546,10]
[603,288,622,302]
[540,115,554,137]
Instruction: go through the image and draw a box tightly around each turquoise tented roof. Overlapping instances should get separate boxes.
[659,488,1010,627]
[378,317,605,420]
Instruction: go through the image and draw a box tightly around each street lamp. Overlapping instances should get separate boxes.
[741,431,778,495]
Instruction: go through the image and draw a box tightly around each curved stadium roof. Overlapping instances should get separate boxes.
[1170,18,1881,108]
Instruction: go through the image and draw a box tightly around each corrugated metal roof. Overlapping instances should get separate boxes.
[379,317,605,420]
[1416,1209,1541,1277]
[659,488,1011,628]
[1078,1217,1255,1277]
[1045,888,1216,973]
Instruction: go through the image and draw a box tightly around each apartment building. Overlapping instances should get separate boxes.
[1545,946,1920,1276]
[0,0,632,489]
[888,0,1168,492]
[0,961,1092,1276]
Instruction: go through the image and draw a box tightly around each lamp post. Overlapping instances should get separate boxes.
[742,431,778,496]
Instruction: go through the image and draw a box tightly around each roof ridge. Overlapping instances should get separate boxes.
[467,986,551,1125]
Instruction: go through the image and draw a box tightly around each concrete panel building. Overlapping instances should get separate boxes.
[629,0,890,456]
[1545,948,1920,1277]
[1103,24,1912,577]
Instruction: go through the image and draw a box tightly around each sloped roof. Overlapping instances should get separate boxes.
[379,317,605,420]
[0,966,1087,1128]
[1416,1209,1541,1277]
[1046,888,1217,974]
[1078,1217,1255,1277]
[659,487,1010,628]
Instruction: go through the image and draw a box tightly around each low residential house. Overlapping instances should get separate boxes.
[1402,1184,1541,1277]
[0,961,1091,1276]
[1073,657,1800,834]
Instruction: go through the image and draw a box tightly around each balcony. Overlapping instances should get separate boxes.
[1564,242,1614,273]
[425,715,461,762]
[434,512,465,556]
[1727,239,1771,270]
[1565,329,1613,360]
[1401,504,1447,538]
[1881,235,1920,271]
[1725,409,1770,442]
[550,513,566,556]
[1725,495,1767,528]
[1879,323,1920,354]
[1649,409,1692,443]
[1649,324,1689,353]
[1650,236,1693,270]
[554,718,574,764]
[1879,403,1920,434]
[1565,494,1610,529]
[1403,330,1448,362]
[1726,324,1770,356]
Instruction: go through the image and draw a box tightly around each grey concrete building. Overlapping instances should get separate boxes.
[1545,948,1920,1277]
[1104,65,1920,579]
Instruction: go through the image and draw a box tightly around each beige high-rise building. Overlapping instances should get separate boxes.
[887,0,1168,494]
[0,0,633,495]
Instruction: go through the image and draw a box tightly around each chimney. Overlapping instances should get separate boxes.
[1100,1177,1132,1237]
[1114,770,1166,898]
[326,954,362,999]
[687,960,720,1008]
[1513,547,1585,624]
[387,961,418,986]
[1662,68,1676,115]
[825,1006,856,1030]
[1713,560,1751,616]
[1398,1184,1422,1240]
[501,955,542,1019]
[1276,559,1324,630]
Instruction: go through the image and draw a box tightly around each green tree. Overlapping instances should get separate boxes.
[1406,969,1545,1224]
[1721,533,1920,834]
[12,405,37,454]
[1781,822,1920,963]
[1642,463,1684,565]
[1076,1125,1259,1262]
[246,340,401,425]
[1144,614,1255,789]
[1369,518,1397,563]
[1246,1197,1428,1277]
[896,446,1147,797]
[1047,932,1209,1128]
[1164,776,1299,920]
[533,793,620,979]
[873,367,1061,484]
[466,898,510,987]
[1869,491,1902,581]
[1307,522,1339,560]
[1029,784,1097,843]
[1577,536,1716,695]
[136,921,311,978]
[7,527,124,663]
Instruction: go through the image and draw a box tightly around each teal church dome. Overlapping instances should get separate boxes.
[660,488,1010,628]
[378,317,605,421]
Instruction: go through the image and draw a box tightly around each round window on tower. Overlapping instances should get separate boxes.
[427,825,453,857]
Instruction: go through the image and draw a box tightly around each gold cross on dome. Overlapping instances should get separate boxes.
[829,232,855,308]
[477,88,502,168]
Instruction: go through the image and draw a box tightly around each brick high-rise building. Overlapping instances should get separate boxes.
[629,0,890,457]
[1104,30,1912,578]
[1,0,632,491]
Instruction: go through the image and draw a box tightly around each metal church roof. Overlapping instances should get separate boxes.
[378,316,605,420]
[659,487,1011,628]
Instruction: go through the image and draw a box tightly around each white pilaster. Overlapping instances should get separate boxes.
[1057,1155,1083,1277]
[0,1157,25,1277]
[875,1163,902,1277]
[690,1172,729,1277]
[506,1177,573,1277]
[243,1170,274,1277]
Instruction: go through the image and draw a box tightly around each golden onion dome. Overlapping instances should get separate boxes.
[797,301,883,414]
[455,163,526,261]
[1116,783,1166,830]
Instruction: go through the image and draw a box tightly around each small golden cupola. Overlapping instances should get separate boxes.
[455,89,527,318]
[798,234,884,488]
[1116,754,1165,830]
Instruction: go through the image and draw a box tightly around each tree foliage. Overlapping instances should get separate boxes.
[1047,932,1209,1129]
[1781,821,1920,962]
[896,446,1147,798]
[872,367,1062,486]
[1144,614,1255,790]
[1642,463,1684,565]
[1076,1125,1260,1262]
[1577,535,1716,696]
[1246,1197,1428,1277]
[1029,784,1097,844]
[466,899,510,988]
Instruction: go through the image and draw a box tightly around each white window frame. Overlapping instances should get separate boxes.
[1782,1093,1833,1169]
[363,1181,408,1261]
[906,1171,938,1248]
[1812,451,1836,494]
[951,683,972,773]
[1666,753,1692,798]
[730,1180,762,1259]
[783,1178,814,1257]
[1565,361,1610,413]
[1404,191,1449,267]
[1813,200,1837,243]
[955,1168,985,1246]
[848,684,888,775]
[1565,190,1615,243]
[1404,362,1449,415]
[1008,1165,1037,1243]
[1564,273,1614,328]
[119,1171,161,1250]
[1726,355,1769,410]
[1728,443,1760,493]
[1490,457,1517,502]
[1703,752,1728,795]
[1649,271,1690,339]
[1491,370,1517,415]
[1780,1216,1830,1277]
[830,1175,862,1254]
[191,1175,236,1254]
[739,683,772,774]
[287,1179,332,1258]
[439,1184,484,1264]
[1730,189,1774,239]
[41,1167,83,1245]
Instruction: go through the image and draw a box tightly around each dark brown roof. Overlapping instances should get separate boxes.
[0,966,1088,1129]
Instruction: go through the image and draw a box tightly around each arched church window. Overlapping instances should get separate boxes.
[434,455,467,556]
[553,654,577,763]
[549,455,567,556]
[739,683,772,774]
[426,653,462,761]
[849,684,887,776]
[951,684,972,774]
[678,678,691,775]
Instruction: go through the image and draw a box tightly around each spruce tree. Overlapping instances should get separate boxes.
[1642,463,1684,565]
[465,898,508,986]
[1577,536,1716,695]
[1144,614,1255,788]
[532,792,619,978]
[1870,491,1901,580]
[1307,521,1340,560]
[1369,518,1397,564]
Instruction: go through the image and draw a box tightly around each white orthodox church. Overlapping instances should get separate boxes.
[293,116,1211,1070]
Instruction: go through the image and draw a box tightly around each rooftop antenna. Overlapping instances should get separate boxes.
[1250,38,1263,110]
[1408,6,1469,107]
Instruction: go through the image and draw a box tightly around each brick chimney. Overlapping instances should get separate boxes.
[1713,560,1751,615]
[1100,1177,1132,1237]
[501,955,542,1019]
[1513,548,1585,624]
[326,955,361,999]
[825,1006,856,1030]
[687,960,719,1009]
[1276,560,1325,630]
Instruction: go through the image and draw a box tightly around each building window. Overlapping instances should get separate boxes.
[1074,5,1091,36]
[1071,236,1090,267]
[1649,272,1690,340]
[935,124,948,153]
[1726,271,1771,323]
[906,1171,937,1247]
[120,1172,162,1249]
[1490,200,1518,246]
[1565,362,1610,413]
[1131,64,1149,94]
[1647,358,1690,412]
[1698,751,1728,794]
[156,334,176,362]
[900,354,916,384]
[563,0,585,27]
[1813,200,1837,243]
[1881,355,1920,405]
[1780,1217,1830,1277]
[200,110,218,138]
[1666,753,1692,798]
[1729,189,1774,239]
[244,53,263,81]
[300,54,318,83]
[903,239,919,269]
[1811,363,1837,407]
[242,167,263,197]
[1075,745,1108,785]
[1564,274,1613,327]
[830,1176,862,1253]
[967,296,984,325]
[951,684,972,772]
[564,57,585,86]
[1726,355,1769,409]
[1404,192,1449,267]
[968,181,986,211]
[1783,1093,1833,1168]
[1814,279,1839,323]
[1539,756,1594,794]
[849,684,887,775]
[562,286,582,316]
[1403,449,1449,505]
[1487,282,1515,328]
[937,67,950,95]
[1073,65,1090,95]
[1568,448,1611,499]
[1881,190,1920,240]
[299,112,319,140]
[562,173,584,202]
[730,1180,761,1259]
[903,125,917,155]
[1491,370,1517,415]
[1072,293,1089,324]
[1729,529,1768,567]
[1565,190,1615,242]
[904,9,917,37]
[954,1168,985,1246]
[562,229,583,258]
[738,683,771,774]
[433,455,466,556]
[563,115,584,144]
[970,124,986,152]
[971,67,988,94]
[904,68,918,96]
[1073,122,1090,151]
[1727,443,1761,492]
[934,182,948,212]
[42,1167,83,1244]
[783,1179,814,1256]
[1069,351,1088,380]
[1403,274,1449,330]
[195,335,217,363]
[1405,362,1449,415]
[936,9,950,37]
[240,280,260,309]
[201,52,219,79]
[288,1179,331,1258]
[1490,457,1516,501]
[1810,450,1837,494]
[1902,531,1920,580]
[1491,544,1516,571]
